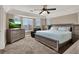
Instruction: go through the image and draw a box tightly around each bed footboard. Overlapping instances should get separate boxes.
[35,35,59,52]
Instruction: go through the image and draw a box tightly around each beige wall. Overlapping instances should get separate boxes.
[77,13,79,24]
[49,13,78,24]
[0,6,6,49]
[41,18,47,30]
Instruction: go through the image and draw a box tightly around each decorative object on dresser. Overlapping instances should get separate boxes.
[6,29,25,44]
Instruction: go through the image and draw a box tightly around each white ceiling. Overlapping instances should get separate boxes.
[3,5,79,18]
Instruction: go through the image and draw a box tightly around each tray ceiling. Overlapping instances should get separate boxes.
[3,5,79,18]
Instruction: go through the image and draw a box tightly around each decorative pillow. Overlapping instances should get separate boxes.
[58,27,70,31]
[50,27,58,31]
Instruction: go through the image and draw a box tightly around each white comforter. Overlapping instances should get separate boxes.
[36,30,72,44]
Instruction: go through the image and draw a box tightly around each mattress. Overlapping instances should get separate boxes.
[35,30,72,44]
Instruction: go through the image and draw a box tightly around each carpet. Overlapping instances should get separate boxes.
[2,35,58,54]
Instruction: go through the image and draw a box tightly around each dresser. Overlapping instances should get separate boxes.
[6,29,25,43]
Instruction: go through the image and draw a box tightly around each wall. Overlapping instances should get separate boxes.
[77,13,79,24]
[0,6,6,49]
[41,17,47,30]
[46,17,52,25]
[48,13,78,24]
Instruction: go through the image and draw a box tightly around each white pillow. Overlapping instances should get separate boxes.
[50,27,58,31]
[58,27,70,31]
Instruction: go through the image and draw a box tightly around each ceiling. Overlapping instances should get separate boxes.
[3,5,79,18]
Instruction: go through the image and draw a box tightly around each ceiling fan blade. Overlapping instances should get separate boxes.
[34,9,42,11]
[47,8,56,10]
[39,10,44,14]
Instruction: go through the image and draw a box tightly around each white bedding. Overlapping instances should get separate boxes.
[36,30,72,44]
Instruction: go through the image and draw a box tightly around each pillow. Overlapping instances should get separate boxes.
[50,27,58,31]
[58,27,70,31]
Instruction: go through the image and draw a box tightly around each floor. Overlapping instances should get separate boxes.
[1,35,58,54]
[64,40,79,54]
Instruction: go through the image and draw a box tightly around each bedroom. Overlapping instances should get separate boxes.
[0,5,79,54]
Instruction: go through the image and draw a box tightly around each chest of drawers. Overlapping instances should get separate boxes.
[6,29,25,43]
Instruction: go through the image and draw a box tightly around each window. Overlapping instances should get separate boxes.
[35,18,41,28]
[14,16,21,24]
[22,18,33,32]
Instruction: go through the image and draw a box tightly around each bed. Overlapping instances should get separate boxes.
[35,24,79,53]
[36,30,72,44]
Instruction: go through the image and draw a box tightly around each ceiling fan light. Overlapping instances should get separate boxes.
[47,11,50,14]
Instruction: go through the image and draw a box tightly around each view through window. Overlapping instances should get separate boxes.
[35,18,41,28]
[23,18,33,32]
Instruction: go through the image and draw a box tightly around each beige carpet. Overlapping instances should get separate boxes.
[2,35,58,54]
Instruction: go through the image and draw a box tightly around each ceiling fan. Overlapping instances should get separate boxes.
[39,5,56,14]
[30,5,56,14]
